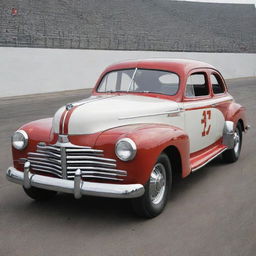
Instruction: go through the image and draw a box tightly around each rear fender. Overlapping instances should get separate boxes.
[225,102,247,130]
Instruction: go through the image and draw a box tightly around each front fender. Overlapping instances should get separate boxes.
[95,123,190,185]
[12,118,56,171]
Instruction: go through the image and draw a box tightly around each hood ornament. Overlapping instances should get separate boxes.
[66,103,74,111]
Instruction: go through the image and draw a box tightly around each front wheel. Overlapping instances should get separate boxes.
[222,122,243,163]
[131,153,172,218]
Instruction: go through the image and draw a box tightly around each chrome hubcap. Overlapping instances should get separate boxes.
[149,163,166,205]
[233,128,240,157]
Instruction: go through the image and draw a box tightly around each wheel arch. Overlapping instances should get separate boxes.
[163,145,182,181]
[238,118,245,132]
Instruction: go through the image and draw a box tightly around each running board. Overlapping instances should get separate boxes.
[190,144,227,172]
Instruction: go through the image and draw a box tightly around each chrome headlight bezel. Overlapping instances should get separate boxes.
[12,130,29,150]
[115,138,137,161]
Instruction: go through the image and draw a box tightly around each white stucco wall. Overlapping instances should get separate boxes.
[1,47,255,98]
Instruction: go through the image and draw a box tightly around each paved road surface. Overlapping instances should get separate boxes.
[0,78,255,256]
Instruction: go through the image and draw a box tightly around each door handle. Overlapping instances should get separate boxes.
[211,103,217,107]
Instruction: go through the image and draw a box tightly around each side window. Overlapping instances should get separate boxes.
[186,73,209,97]
[211,74,225,94]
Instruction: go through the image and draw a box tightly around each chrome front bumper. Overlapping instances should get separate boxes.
[6,162,145,199]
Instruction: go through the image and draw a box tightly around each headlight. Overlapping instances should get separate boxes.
[115,138,137,161]
[12,130,28,150]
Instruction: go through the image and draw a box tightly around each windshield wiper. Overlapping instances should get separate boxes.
[127,68,138,92]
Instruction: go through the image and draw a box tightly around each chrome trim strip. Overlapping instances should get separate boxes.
[32,168,62,178]
[30,164,62,174]
[67,174,124,181]
[28,152,60,159]
[66,148,103,153]
[118,109,181,120]
[67,160,116,167]
[37,145,61,151]
[27,157,61,164]
[54,141,91,148]
[6,166,145,199]
[36,150,61,158]
[29,159,62,169]
[191,148,227,172]
[66,156,116,163]
[68,170,126,176]
[66,166,126,174]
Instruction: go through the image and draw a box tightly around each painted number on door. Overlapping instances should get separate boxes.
[201,110,211,136]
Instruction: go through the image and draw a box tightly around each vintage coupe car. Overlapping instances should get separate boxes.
[7,59,249,217]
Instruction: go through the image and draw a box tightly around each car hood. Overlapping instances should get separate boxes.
[53,94,181,135]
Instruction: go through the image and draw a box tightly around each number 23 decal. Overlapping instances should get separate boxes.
[201,110,211,136]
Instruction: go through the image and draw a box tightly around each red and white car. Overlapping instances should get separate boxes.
[7,59,249,217]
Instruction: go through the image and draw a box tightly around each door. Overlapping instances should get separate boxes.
[183,71,225,153]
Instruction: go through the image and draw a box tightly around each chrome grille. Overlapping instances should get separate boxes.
[26,142,127,181]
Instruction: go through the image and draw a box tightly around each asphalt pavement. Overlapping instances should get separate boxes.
[0,78,255,256]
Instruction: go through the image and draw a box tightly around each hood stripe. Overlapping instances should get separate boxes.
[59,110,68,134]
[63,106,78,134]
[59,96,117,134]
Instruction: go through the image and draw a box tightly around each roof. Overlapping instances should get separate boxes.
[105,58,217,75]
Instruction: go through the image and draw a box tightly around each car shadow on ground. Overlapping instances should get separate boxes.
[170,155,224,201]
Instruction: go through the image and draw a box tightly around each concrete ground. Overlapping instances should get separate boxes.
[0,78,255,256]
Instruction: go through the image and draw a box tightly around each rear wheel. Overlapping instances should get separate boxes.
[23,186,57,201]
[222,122,242,163]
[131,153,172,218]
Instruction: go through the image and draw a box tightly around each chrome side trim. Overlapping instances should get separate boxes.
[118,109,182,120]
[6,165,145,199]
[191,148,227,172]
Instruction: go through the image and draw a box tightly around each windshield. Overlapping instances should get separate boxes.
[97,68,179,96]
